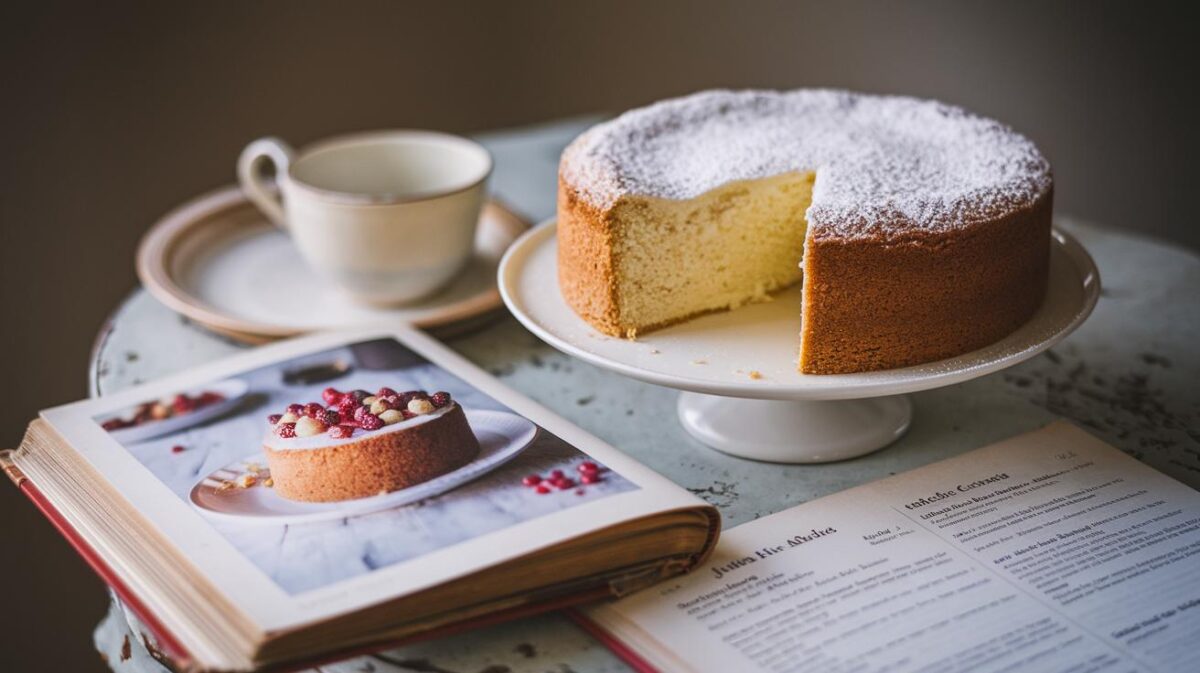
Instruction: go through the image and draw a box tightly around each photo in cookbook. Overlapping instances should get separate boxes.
[92,336,638,595]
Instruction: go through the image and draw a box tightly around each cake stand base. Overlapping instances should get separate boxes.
[677,392,912,463]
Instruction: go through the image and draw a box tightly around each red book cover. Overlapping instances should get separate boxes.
[566,610,660,673]
[6,457,195,667]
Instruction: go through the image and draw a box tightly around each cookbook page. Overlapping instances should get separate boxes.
[33,327,709,633]
[589,421,1200,673]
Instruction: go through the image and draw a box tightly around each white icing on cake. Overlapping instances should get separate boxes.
[560,89,1053,242]
[263,404,453,452]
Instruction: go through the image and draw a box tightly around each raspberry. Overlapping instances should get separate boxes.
[275,422,297,438]
[359,414,383,431]
[353,405,373,423]
[267,414,282,425]
[550,469,564,479]
[321,387,342,405]
[401,409,416,420]
[401,390,427,405]
[286,404,304,416]
[101,418,128,431]
[337,395,360,412]
[171,445,185,453]
[377,387,398,399]
[522,474,542,486]
[321,409,342,425]
[172,394,197,414]
[430,391,451,407]
[327,424,355,439]
[383,394,403,408]
[554,478,576,489]
[350,389,371,402]
[577,462,599,474]
[302,403,324,418]
[197,391,224,405]
[535,485,551,495]
[581,473,602,485]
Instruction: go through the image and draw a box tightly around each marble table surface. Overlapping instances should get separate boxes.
[91,118,1200,673]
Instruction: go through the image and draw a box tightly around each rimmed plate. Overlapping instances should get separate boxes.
[189,409,538,525]
[137,186,528,343]
[101,378,249,444]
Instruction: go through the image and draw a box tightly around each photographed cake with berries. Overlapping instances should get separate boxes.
[263,387,480,502]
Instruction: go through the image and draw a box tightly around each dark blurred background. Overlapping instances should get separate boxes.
[1,2,1195,670]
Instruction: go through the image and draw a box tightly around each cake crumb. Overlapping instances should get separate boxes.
[263,478,274,488]
[236,473,257,488]
[625,327,639,339]
[215,480,234,492]
[748,370,764,380]
[650,348,661,355]
[691,359,708,365]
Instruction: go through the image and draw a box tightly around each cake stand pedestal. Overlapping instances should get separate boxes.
[499,222,1099,464]
[676,393,912,463]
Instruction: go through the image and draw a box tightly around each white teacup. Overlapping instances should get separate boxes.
[238,130,491,305]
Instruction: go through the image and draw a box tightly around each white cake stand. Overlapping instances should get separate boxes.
[498,221,1100,463]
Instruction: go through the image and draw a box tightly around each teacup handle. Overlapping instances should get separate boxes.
[237,137,295,228]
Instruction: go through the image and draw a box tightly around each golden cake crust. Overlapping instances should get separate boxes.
[799,190,1052,374]
[265,404,480,502]
[557,179,624,336]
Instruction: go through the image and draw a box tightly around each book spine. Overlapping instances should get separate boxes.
[1,449,26,486]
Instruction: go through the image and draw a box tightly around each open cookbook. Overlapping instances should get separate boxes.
[2,327,719,673]
[582,421,1200,673]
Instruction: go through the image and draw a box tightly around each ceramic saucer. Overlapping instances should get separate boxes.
[138,186,527,343]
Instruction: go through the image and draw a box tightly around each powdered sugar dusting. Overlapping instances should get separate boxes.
[560,89,1052,242]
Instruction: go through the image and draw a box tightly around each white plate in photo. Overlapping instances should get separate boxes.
[101,378,250,444]
[189,409,538,525]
